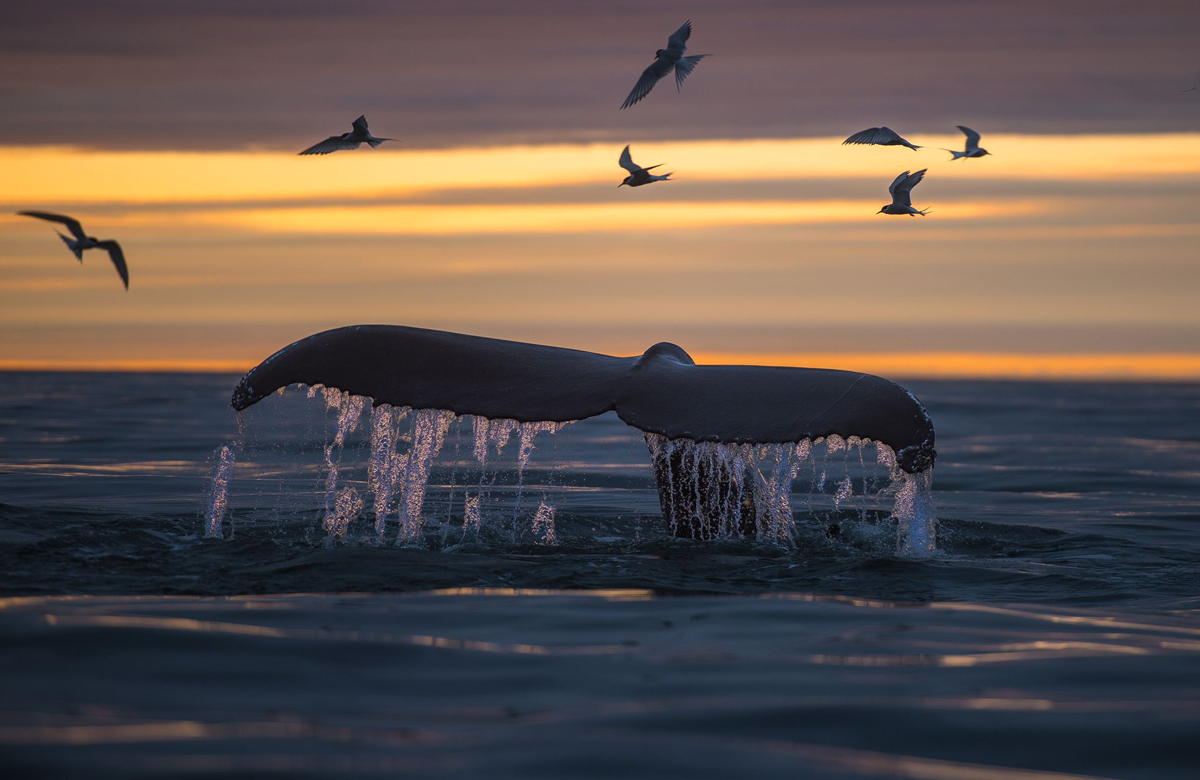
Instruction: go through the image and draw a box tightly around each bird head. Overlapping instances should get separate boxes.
[655,48,666,58]
[619,176,630,187]
[877,206,888,214]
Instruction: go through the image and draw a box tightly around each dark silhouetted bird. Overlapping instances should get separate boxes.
[617,145,672,187]
[877,170,930,216]
[842,127,921,151]
[943,126,990,160]
[298,115,396,155]
[18,211,129,289]
[620,21,709,109]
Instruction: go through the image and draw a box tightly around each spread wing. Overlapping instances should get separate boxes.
[665,20,692,54]
[618,145,639,173]
[230,325,936,473]
[621,58,674,109]
[890,169,926,206]
[957,125,981,150]
[18,211,87,241]
[95,240,129,290]
[843,127,902,146]
[351,115,369,135]
[298,136,361,155]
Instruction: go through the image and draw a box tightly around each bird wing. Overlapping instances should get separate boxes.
[665,20,692,54]
[352,115,369,135]
[891,169,926,207]
[298,136,361,155]
[957,125,981,150]
[95,240,129,290]
[843,127,900,146]
[619,145,640,173]
[18,211,87,241]
[674,54,706,91]
[621,58,674,109]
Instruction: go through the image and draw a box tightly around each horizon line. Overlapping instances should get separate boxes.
[3,352,1199,382]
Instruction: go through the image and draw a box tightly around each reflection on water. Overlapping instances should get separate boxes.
[2,590,1199,779]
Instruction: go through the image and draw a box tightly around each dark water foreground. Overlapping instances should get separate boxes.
[1,372,1199,779]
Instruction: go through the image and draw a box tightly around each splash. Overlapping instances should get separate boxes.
[210,387,935,555]
[319,391,366,538]
[396,408,456,545]
[646,432,937,553]
[531,500,557,545]
[891,468,937,557]
[204,444,237,538]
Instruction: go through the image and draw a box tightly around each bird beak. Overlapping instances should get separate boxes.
[618,182,626,187]
[876,207,885,214]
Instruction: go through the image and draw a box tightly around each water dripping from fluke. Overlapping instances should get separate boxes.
[215,325,938,555]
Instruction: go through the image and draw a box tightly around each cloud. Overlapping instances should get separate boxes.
[1,0,1197,151]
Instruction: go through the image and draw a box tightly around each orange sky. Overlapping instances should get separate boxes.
[2,134,1199,379]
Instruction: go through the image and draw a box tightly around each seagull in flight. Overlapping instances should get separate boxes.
[18,211,129,289]
[842,127,921,151]
[877,170,930,217]
[620,21,709,109]
[298,115,396,156]
[617,145,672,187]
[943,126,990,160]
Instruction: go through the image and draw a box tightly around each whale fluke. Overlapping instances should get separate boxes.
[232,325,935,474]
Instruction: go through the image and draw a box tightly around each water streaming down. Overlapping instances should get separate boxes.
[206,385,937,554]
[203,444,237,538]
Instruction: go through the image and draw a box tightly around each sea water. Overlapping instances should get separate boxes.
[1,371,1198,779]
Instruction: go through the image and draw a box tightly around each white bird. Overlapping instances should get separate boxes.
[842,127,921,151]
[617,146,672,187]
[877,170,930,217]
[620,21,709,109]
[298,115,396,155]
[943,126,990,160]
[18,211,129,289]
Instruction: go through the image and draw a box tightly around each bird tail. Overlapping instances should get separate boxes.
[941,148,966,160]
[56,231,83,262]
[907,143,923,151]
[661,172,674,180]
[367,138,397,148]
[674,54,708,91]
[917,208,931,216]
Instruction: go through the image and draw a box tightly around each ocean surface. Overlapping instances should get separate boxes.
[1,371,1198,779]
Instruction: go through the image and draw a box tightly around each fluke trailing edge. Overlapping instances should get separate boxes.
[231,325,936,473]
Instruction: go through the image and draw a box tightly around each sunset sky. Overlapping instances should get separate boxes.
[2,0,1198,378]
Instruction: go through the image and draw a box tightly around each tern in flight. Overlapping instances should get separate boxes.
[620,20,709,109]
[298,115,396,155]
[877,170,930,216]
[18,211,129,289]
[842,127,921,151]
[617,145,672,187]
[943,126,990,160]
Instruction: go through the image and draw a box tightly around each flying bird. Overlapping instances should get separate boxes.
[617,145,672,187]
[842,127,921,151]
[298,115,396,155]
[620,21,709,109]
[877,170,930,217]
[17,211,129,289]
[943,126,990,160]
